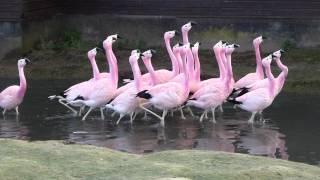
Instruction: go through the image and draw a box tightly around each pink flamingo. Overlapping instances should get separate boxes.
[68,35,119,120]
[233,36,266,89]
[228,55,277,123]
[106,50,151,124]
[137,43,191,127]
[181,22,196,83]
[0,58,30,115]
[48,47,106,115]
[238,50,287,96]
[187,43,238,123]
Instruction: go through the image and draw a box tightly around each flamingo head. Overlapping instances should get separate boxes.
[181,21,197,32]
[262,55,273,67]
[103,34,119,49]
[131,49,140,55]
[164,30,179,39]
[253,36,266,46]
[272,49,285,59]
[191,42,200,54]
[225,44,240,55]
[142,49,156,59]
[213,40,225,50]
[129,51,141,65]
[18,58,31,67]
[88,48,98,59]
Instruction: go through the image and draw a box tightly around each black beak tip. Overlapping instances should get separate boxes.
[178,42,183,46]
[234,44,240,48]
[280,49,286,53]
[221,40,227,44]
[174,30,180,36]
[190,43,194,48]
[140,54,144,57]
[150,49,157,54]
[116,34,122,39]
[262,36,267,40]
[190,21,197,26]
[25,58,31,64]
[271,54,277,58]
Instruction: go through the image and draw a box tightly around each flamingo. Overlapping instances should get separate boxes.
[137,43,191,127]
[68,35,119,120]
[235,49,287,96]
[228,55,277,123]
[181,21,196,83]
[187,43,238,123]
[0,58,30,115]
[106,50,151,124]
[48,47,106,115]
[233,36,266,89]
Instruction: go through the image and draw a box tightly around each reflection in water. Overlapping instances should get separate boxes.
[0,79,319,165]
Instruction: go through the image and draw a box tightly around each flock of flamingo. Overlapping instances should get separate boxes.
[0,22,288,127]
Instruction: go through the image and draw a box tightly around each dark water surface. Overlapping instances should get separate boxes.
[0,79,319,166]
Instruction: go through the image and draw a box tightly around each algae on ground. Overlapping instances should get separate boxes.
[0,139,319,180]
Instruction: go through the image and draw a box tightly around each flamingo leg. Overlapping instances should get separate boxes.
[82,107,93,121]
[116,114,124,125]
[186,107,195,117]
[211,107,216,123]
[133,112,138,120]
[179,107,186,120]
[130,112,135,124]
[2,109,6,115]
[100,107,105,120]
[78,106,85,116]
[139,102,163,121]
[111,111,117,117]
[58,99,78,115]
[160,110,168,127]
[15,107,19,115]
[204,111,208,119]
[219,105,224,113]
[142,111,148,120]
[248,112,257,124]
[170,110,174,117]
[199,110,207,123]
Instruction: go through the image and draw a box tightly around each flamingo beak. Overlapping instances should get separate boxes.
[190,21,197,26]
[221,40,227,44]
[262,36,267,40]
[280,49,286,54]
[25,58,31,65]
[150,49,157,54]
[271,54,277,59]
[174,30,180,36]
[178,42,183,46]
[96,47,105,55]
[140,54,144,57]
[234,44,240,48]
[116,34,122,39]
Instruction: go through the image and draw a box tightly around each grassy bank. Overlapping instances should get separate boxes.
[0,139,320,180]
[1,47,320,94]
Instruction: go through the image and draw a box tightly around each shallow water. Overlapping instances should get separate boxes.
[0,79,319,166]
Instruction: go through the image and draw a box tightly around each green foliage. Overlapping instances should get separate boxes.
[281,39,297,51]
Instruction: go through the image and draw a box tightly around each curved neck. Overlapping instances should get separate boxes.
[275,58,288,90]
[175,52,184,74]
[183,51,191,98]
[89,56,100,80]
[111,48,119,85]
[193,50,201,82]
[275,58,288,77]
[130,60,142,91]
[187,48,195,80]
[182,30,189,44]
[143,58,159,85]
[214,48,225,79]
[264,63,276,97]
[225,52,234,87]
[106,47,118,87]
[17,66,27,98]
[165,39,179,76]
[254,43,264,79]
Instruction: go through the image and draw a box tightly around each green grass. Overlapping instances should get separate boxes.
[0,139,319,180]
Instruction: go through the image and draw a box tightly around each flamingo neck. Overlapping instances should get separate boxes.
[130,60,142,91]
[183,51,192,98]
[182,30,189,44]
[254,43,264,79]
[106,47,118,87]
[175,52,184,74]
[214,48,225,79]
[143,58,159,85]
[89,56,100,80]
[226,53,234,89]
[221,50,231,92]
[186,48,195,80]
[276,58,288,77]
[110,48,119,85]
[165,39,179,76]
[265,63,276,97]
[17,66,27,98]
[193,50,201,82]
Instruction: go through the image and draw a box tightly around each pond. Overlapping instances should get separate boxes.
[0,78,319,166]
